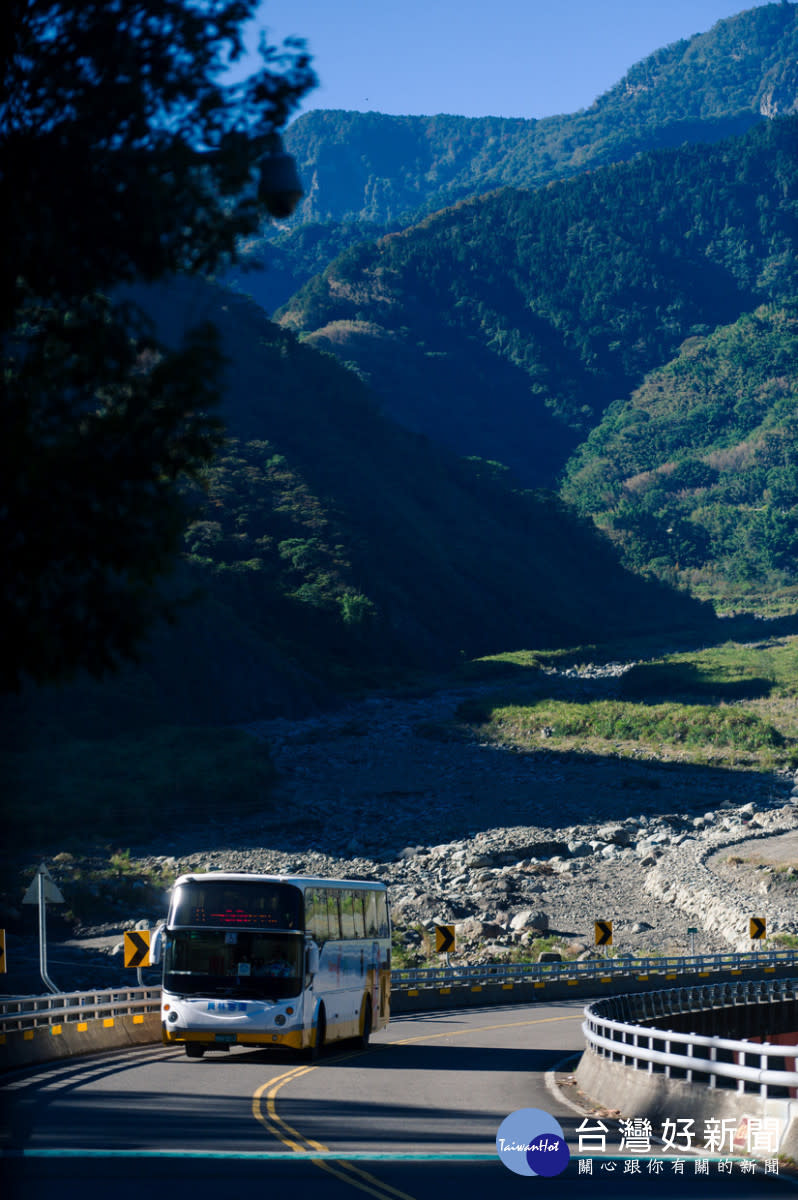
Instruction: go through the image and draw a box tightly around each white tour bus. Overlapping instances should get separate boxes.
[157,872,391,1057]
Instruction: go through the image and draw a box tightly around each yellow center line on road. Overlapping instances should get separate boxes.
[386,1012,584,1046]
[252,1061,417,1200]
[252,1010,584,1198]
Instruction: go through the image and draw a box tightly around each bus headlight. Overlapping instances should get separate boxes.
[274,1014,286,1026]
[167,1011,179,1023]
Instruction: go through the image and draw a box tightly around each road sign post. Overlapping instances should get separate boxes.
[22,863,64,994]
[687,926,698,957]
[434,923,455,965]
[0,929,5,974]
[594,921,613,955]
[124,929,151,985]
[749,916,766,943]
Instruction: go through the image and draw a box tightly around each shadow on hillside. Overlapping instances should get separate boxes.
[450,608,798,690]
[619,664,775,702]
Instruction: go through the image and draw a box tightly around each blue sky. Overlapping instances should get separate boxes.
[245,0,781,121]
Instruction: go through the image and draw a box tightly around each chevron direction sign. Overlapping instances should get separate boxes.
[124,929,151,968]
[594,920,613,946]
[435,923,456,954]
[749,917,767,941]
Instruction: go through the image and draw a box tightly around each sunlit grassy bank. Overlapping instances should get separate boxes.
[457,637,798,772]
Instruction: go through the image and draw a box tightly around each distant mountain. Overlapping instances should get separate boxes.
[230,3,798,313]
[560,303,798,605]
[284,3,797,227]
[276,118,798,488]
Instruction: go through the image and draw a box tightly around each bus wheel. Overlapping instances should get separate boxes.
[310,1006,326,1061]
[184,1043,205,1059]
[359,997,372,1049]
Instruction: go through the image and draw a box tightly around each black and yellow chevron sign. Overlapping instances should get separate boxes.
[0,929,5,974]
[594,920,613,946]
[435,924,456,954]
[749,917,766,941]
[124,929,151,968]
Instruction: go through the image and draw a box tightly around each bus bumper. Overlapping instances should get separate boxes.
[163,1028,304,1050]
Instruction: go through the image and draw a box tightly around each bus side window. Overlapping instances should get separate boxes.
[340,890,356,940]
[364,891,378,938]
[375,892,389,938]
[306,889,329,945]
[326,890,342,941]
[353,892,366,938]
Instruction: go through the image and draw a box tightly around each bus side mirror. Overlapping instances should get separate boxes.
[306,944,319,976]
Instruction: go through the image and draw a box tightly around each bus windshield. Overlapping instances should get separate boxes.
[164,930,303,1000]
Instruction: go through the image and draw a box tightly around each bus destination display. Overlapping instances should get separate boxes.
[171,881,302,930]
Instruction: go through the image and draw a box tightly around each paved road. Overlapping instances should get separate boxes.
[2,1002,796,1199]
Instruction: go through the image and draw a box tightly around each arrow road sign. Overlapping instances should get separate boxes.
[435,924,456,955]
[749,917,766,940]
[594,920,613,946]
[124,929,151,968]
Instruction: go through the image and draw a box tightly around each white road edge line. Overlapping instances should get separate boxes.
[544,1052,589,1116]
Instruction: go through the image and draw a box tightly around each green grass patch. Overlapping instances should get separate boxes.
[456,636,798,770]
[620,637,798,701]
[472,699,785,753]
[39,849,179,926]
[3,725,277,849]
[772,933,798,950]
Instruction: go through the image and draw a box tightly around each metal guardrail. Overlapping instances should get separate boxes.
[0,987,161,1033]
[582,977,798,1100]
[2,949,797,1036]
[391,948,798,990]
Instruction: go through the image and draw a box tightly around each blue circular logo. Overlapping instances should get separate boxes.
[496,1108,571,1177]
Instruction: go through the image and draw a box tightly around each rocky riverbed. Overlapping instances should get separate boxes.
[4,665,797,994]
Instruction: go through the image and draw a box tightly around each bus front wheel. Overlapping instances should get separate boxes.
[184,1043,205,1058]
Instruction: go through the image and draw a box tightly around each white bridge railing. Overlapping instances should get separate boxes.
[582,977,798,1101]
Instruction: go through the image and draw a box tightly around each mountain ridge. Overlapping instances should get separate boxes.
[276,118,798,490]
[230,3,797,314]
[283,3,797,227]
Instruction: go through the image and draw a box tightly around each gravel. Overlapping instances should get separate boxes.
[4,666,796,994]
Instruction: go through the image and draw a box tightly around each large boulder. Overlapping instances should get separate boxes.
[509,909,550,933]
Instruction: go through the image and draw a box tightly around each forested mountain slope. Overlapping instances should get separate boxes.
[561,303,798,608]
[8,279,710,730]
[276,118,798,488]
[153,281,711,716]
